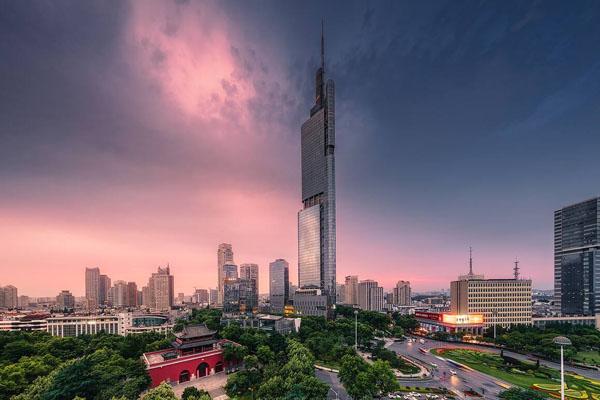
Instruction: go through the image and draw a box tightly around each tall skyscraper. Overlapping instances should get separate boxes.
[554,197,600,315]
[298,23,336,309]
[217,243,234,305]
[85,267,100,309]
[269,259,290,313]
[393,281,412,306]
[344,275,358,305]
[240,263,259,311]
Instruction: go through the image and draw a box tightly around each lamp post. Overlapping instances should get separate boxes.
[553,336,572,400]
[354,310,358,350]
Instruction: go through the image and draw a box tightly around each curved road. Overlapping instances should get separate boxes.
[388,339,508,399]
[389,337,600,399]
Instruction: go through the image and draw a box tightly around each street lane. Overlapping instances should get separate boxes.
[389,339,510,399]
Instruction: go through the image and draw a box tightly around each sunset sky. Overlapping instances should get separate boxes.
[2,1,600,297]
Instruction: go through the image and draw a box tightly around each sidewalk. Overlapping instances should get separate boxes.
[171,372,228,399]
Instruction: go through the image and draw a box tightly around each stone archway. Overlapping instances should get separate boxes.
[197,362,210,378]
[179,370,190,383]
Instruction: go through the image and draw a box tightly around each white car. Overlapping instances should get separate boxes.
[449,369,457,375]
[431,363,438,368]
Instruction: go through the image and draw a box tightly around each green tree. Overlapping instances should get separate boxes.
[370,360,399,396]
[141,382,178,400]
[182,386,210,400]
[257,375,287,399]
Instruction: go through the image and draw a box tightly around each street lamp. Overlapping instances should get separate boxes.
[492,310,498,340]
[354,310,358,350]
[553,336,572,400]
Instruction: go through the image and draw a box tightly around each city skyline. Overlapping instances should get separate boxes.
[3,1,600,297]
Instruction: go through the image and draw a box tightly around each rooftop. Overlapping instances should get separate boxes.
[175,324,216,340]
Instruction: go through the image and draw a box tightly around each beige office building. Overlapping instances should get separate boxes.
[450,262,532,329]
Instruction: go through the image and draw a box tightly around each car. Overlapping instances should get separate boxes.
[430,362,438,368]
[419,338,425,344]
[449,369,457,375]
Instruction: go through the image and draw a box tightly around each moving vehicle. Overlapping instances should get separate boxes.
[449,369,457,375]
[419,347,428,354]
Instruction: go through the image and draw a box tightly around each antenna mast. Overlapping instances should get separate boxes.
[469,246,473,275]
[513,258,520,280]
[321,19,325,73]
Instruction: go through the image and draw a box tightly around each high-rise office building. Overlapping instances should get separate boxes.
[554,197,600,315]
[99,274,111,306]
[358,280,381,311]
[298,24,336,312]
[148,265,174,311]
[85,267,100,309]
[223,278,240,313]
[240,263,259,293]
[393,281,412,306]
[344,275,358,305]
[269,259,290,313]
[56,290,75,309]
[217,243,234,306]
[223,263,238,280]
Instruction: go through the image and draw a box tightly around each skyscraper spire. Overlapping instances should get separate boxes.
[321,19,325,74]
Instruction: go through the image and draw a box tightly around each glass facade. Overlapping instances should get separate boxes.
[269,259,289,313]
[298,205,321,289]
[554,197,600,315]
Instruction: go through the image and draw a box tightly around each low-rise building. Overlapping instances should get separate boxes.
[415,311,485,335]
[532,315,600,330]
[142,324,239,387]
[292,288,328,317]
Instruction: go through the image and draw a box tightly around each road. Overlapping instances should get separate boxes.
[388,339,511,399]
[315,369,352,400]
[389,337,600,399]
[404,337,600,380]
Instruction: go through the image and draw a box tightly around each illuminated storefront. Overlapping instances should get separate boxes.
[415,311,484,335]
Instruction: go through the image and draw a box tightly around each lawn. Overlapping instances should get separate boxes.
[573,351,600,366]
[432,348,600,399]
[315,359,341,371]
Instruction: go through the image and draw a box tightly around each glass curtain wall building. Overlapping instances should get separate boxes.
[554,197,600,315]
[298,24,336,311]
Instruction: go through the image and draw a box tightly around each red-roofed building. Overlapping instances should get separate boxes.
[142,324,239,387]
